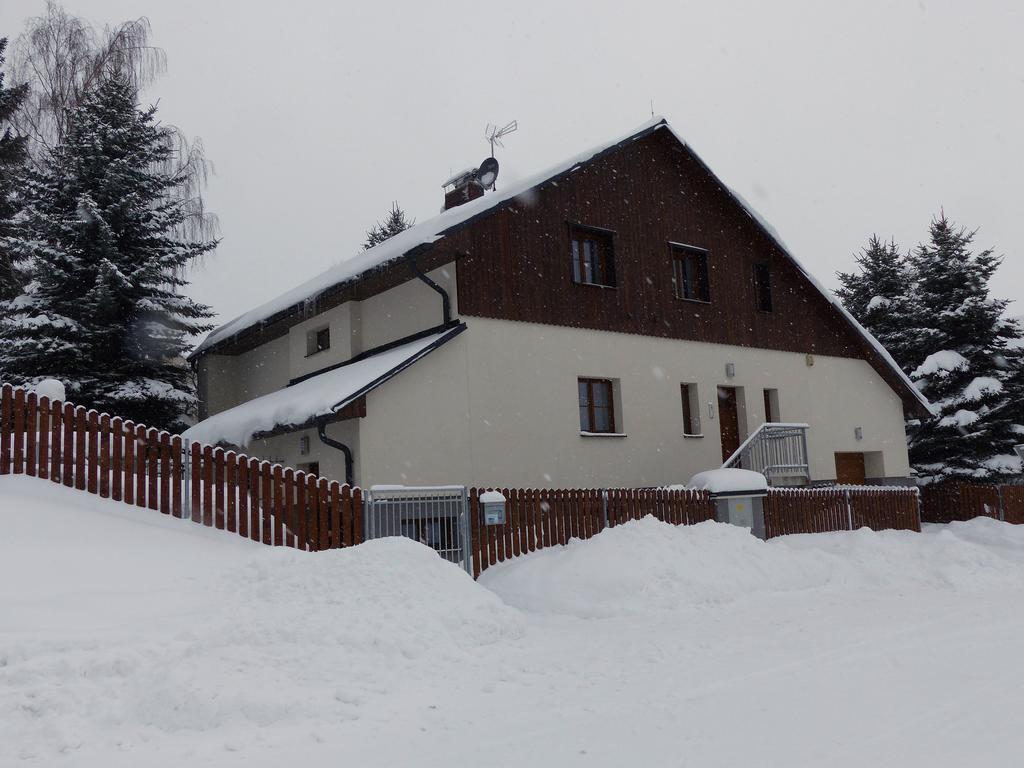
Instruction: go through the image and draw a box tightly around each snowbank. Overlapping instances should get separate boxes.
[481,515,1024,618]
[0,476,520,764]
[8,478,1024,767]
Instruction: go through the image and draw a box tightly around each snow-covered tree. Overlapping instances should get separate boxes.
[835,235,920,371]
[0,73,215,430]
[0,37,29,301]
[363,202,413,250]
[906,214,1022,482]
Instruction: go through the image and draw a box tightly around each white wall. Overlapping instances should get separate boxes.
[355,316,911,488]
[201,264,457,420]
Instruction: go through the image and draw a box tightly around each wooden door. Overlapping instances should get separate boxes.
[718,386,740,463]
[835,452,866,485]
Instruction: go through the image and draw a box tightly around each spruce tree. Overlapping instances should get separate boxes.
[363,202,413,250]
[906,214,1022,481]
[0,73,215,430]
[836,235,919,371]
[0,37,30,301]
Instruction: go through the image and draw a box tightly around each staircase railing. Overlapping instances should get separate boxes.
[722,422,810,484]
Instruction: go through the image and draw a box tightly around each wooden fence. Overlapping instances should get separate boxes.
[468,486,716,578]
[920,482,1024,525]
[764,487,921,538]
[0,384,363,550]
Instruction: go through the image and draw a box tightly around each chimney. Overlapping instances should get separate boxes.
[442,168,484,211]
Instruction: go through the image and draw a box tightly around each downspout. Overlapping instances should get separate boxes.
[315,249,454,487]
[317,417,354,487]
[407,251,452,326]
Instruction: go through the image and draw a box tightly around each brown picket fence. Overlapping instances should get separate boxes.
[467,486,715,578]
[0,384,363,550]
[763,486,921,538]
[920,482,1024,525]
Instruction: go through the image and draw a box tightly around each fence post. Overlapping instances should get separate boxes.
[845,488,854,531]
[601,489,609,530]
[182,438,191,520]
[997,485,1006,522]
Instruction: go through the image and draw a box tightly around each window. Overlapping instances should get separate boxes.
[671,244,711,302]
[681,383,701,436]
[570,226,616,287]
[306,326,330,356]
[578,378,616,433]
[763,388,779,423]
[754,262,773,312]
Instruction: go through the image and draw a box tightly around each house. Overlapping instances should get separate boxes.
[185,117,931,489]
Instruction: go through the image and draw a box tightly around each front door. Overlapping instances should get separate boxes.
[718,386,740,463]
[835,452,866,485]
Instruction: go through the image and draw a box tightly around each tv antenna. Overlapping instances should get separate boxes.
[485,120,518,157]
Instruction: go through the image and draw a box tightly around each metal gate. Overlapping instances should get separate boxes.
[364,486,471,574]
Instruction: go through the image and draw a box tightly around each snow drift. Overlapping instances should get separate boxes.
[479,515,1024,618]
[7,477,1024,767]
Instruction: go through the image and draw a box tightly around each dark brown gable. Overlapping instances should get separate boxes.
[451,129,925,415]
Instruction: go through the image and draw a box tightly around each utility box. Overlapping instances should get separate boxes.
[688,468,769,539]
[480,490,507,526]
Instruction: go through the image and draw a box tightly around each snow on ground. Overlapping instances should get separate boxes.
[5,476,1024,766]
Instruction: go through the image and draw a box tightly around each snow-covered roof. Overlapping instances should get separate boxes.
[194,117,667,355]
[688,468,769,496]
[183,325,464,446]
[194,116,931,415]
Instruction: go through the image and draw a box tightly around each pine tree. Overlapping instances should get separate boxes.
[836,235,919,371]
[0,37,30,301]
[363,202,413,250]
[0,74,215,431]
[906,214,1022,481]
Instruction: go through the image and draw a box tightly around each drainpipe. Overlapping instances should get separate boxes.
[316,418,354,487]
[407,252,452,326]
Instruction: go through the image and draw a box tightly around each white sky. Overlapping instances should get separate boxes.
[2,0,1022,331]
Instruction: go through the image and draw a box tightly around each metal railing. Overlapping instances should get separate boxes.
[722,422,810,485]
[363,486,472,574]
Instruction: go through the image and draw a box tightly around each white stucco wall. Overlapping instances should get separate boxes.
[198,269,910,489]
[354,316,911,488]
[200,334,290,415]
[200,264,457,422]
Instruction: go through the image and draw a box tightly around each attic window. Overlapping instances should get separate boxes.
[570,226,616,288]
[306,326,330,357]
[671,244,710,303]
[754,263,773,312]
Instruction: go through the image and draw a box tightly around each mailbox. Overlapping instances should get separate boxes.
[480,490,507,526]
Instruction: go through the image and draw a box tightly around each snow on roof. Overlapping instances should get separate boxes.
[688,468,769,495]
[183,326,463,447]
[194,117,667,355]
[194,116,930,414]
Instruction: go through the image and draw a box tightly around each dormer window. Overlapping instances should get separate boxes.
[570,225,616,288]
[306,326,330,356]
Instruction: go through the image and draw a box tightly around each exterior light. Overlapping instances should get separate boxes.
[725,362,736,378]
[855,427,863,441]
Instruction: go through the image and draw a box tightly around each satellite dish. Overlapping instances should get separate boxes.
[477,157,499,190]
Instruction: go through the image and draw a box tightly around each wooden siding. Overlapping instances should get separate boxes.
[453,131,850,354]
[448,130,920,413]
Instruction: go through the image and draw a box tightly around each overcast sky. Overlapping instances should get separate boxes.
[2,0,1022,332]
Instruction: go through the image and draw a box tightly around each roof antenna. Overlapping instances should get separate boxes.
[485,120,518,157]
[650,99,655,118]
[482,120,517,191]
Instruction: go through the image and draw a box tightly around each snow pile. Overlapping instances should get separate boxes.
[0,477,520,764]
[688,467,768,494]
[10,478,1024,766]
[481,516,1024,618]
[866,295,891,311]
